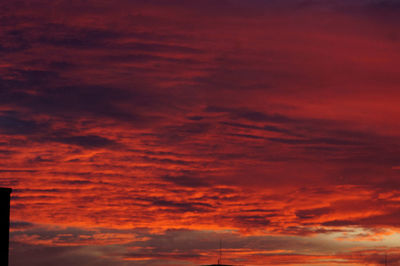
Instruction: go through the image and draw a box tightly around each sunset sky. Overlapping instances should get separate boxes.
[2,0,400,265]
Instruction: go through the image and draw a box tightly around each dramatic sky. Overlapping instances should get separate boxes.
[2,0,400,265]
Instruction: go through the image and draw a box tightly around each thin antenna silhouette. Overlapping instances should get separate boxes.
[201,238,234,266]
[218,239,222,265]
[385,252,387,266]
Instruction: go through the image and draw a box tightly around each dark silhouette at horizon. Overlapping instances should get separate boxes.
[202,264,234,266]
[0,187,12,266]
[201,239,235,266]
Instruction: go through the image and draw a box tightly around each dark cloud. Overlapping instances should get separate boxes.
[233,215,271,227]
[119,41,202,54]
[1,81,153,125]
[0,169,37,173]
[0,110,120,148]
[187,116,204,121]
[10,221,36,229]
[0,29,31,53]
[138,156,192,166]
[322,220,356,227]
[150,198,213,213]
[365,0,400,13]
[121,228,349,262]
[50,134,119,148]
[228,133,265,140]
[11,195,56,201]
[154,122,213,143]
[267,136,363,146]
[10,243,125,266]
[37,24,122,49]
[295,207,332,219]
[0,112,43,135]
[0,149,15,155]
[26,155,56,163]
[162,175,209,188]
[240,111,294,123]
[101,53,199,65]
[337,248,400,265]
[48,61,76,70]
[206,106,298,124]
[13,188,64,193]
[55,179,93,185]
[222,121,292,134]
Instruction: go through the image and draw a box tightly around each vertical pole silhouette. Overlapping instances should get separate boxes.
[218,239,222,265]
[0,187,12,266]
[385,252,387,266]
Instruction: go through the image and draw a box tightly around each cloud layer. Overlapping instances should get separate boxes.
[2,0,400,265]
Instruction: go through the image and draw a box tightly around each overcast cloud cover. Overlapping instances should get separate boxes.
[2,0,400,265]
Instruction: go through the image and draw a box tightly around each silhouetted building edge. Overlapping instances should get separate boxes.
[0,187,12,266]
